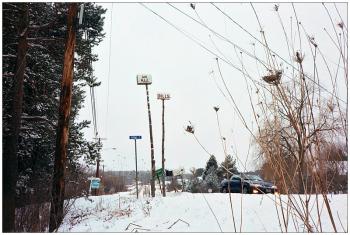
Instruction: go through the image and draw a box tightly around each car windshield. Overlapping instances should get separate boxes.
[244,175,263,181]
[230,175,241,180]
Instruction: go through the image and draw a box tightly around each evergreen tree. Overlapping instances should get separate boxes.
[219,155,238,180]
[195,168,204,178]
[2,3,106,231]
[203,166,220,192]
[203,155,219,180]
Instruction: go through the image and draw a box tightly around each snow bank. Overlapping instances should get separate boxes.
[59,192,347,232]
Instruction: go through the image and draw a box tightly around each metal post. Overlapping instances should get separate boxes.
[181,173,185,192]
[93,137,103,196]
[94,159,100,196]
[145,84,156,197]
[134,139,139,199]
[161,99,166,197]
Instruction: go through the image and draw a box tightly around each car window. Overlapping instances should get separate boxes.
[245,175,263,181]
[230,175,241,180]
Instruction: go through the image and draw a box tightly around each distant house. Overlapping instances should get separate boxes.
[319,145,348,193]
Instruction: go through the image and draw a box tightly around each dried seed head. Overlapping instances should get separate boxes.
[337,22,344,29]
[274,4,279,11]
[327,100,335,112]
[262,70,282,85]
[308,36,318,48]
[295,51,304,64]
[190,3,195,10]
[185,125,194,134]
[213,106,220,112]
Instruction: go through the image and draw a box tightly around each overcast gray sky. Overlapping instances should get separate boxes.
[77,2,347,173]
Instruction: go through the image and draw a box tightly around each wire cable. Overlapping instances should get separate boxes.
[210,3,346,104]
[105,3,113,139]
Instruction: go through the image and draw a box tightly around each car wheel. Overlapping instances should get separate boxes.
[223,187,228,193]
[242,186,248,194]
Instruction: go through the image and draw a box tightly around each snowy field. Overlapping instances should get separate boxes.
[59,190,347,232]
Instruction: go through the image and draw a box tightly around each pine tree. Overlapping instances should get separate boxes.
[203,155,219,180]
[2,3,106,231]
[219,155,238,180]
[203,166,220,192]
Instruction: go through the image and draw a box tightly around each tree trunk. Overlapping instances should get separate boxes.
[3,4,29,232]
[49,3,77,232]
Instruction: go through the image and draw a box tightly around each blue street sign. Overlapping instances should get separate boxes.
[129,135,142,140]
[90,178,101,189]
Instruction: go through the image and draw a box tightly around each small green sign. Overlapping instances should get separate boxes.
[155,168,164,177]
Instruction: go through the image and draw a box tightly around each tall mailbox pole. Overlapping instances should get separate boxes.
[157,93,171,197]
[137,74,155,197]
[129,135,142,199]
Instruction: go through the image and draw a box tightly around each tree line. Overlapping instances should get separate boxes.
[3,3,106,232]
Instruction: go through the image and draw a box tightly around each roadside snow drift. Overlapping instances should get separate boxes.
[59,191,347,232]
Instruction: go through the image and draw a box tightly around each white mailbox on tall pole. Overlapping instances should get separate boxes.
[137,74,156,197]
[137,74,152,85]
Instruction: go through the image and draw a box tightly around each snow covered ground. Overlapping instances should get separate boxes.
[59,189,347,232]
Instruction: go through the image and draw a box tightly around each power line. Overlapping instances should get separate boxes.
[140,3,284,128]
[140,3,289,110]
[105,3,113,139]
[167,3,270,71]
[139,3,251,81]
[168,3,341,104]
[210,3,346,104]
[85,29,99,138]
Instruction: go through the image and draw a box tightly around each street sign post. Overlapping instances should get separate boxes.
[129,135,142,199]
[155,168,164,192]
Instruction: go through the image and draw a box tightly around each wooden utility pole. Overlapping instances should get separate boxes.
[3,4,29,232]
[49,3,78,232]
[129,136,141,198]
[136,74,155,197]
[145,84,156,197]
[96,159,100,178]
[157,93,170,197]
[161,100,165,196]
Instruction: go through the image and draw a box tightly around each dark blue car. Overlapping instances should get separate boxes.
[220,174,277,194]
